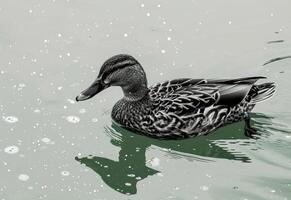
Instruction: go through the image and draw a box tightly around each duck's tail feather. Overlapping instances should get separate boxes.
[250,82,276,103]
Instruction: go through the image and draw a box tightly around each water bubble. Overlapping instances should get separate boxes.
[79,108,86,114]
[33,109,41,113]
[61,171,70,176]
[127,174,135,177]
[67,99,75,104]
[91,118,98,123]
[18,174,30,181]
[18,83,26,88]
[161,49,166,54]
[41,137,52,144]
[66,116,80,123]
[125,183,131,186]
[3,116,18,123]
[4,145,19,154]
[200,185,209,191]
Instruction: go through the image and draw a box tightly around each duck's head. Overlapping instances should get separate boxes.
[76,54,148,102]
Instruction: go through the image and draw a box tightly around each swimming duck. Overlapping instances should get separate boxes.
[76,54,275,139]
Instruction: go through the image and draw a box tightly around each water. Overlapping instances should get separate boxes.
[0,0,291,199]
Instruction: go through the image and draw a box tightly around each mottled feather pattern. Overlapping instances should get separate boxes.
[111,77,275,139]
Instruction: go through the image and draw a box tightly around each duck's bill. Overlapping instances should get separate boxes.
[76,79,105,102]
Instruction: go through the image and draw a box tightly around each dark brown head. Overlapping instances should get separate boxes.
[76,54,148,101]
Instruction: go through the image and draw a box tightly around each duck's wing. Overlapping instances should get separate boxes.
[149,79,219,116]
[146,77,265,137]
[149,76,266,111]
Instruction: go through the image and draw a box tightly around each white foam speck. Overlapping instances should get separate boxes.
[200,185,209,191]
[79,108,86,114]
[67,99,75,104]
[61,170,70,176]
[161,49,166,54]
[149,157,160,167]
[125,182,132,186]
[41,137,53,144]
[4,145,19,154]
[66,116,80,123]
[33,109,41,113]
[127,174,135,177]
[3,116,18,123]
[124,33,128,37]
[91,118,98,123]
[18,174,30,181]
[18,83,26,88]
[157,172,163,177]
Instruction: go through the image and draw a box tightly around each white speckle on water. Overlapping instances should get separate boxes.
[140,3,145,8]
[200,185,209,191]
[228,21,232,25]
[167,37,172,41]
[57,33,62,37]
[161,49,166,54]
[61,171,70,176]
[18,174,30,181]
[33,109,41,113]
[270,189,276,193]
[157,172,164,177]
[127,174,135,177]
[66,116,80,123]
[18,83,26,88]
[79,108,86,114]
[285,135,291,139]
[3,116,18,123]
[91,118,98,123]
[41,137,52,144]
[124,33,128,37]
[149,157,160,167]
[125,182,132,186]
[57,86,63,90]
[146,12,151,17]
[67,99,75,104]
[206,174,212,178]
[4,145,19,154]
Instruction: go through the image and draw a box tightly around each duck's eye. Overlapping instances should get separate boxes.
[104,78,110,85]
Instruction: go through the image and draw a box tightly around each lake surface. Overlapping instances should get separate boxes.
[0,0,291,199]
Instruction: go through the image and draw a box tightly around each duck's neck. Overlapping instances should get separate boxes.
[121,82,149,101]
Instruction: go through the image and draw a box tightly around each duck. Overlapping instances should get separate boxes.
[76,54,275,139]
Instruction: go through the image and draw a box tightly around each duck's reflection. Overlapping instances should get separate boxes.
[75,131,158,194]
[75,113,272,195]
